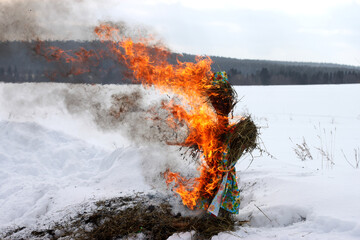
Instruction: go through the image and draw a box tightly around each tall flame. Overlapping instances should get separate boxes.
[39,24,233,210]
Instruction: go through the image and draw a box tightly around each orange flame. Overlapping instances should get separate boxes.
[39,24,233,210]
[35,42,100,76]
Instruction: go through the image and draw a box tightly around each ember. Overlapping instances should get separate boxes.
[38,24,258,216]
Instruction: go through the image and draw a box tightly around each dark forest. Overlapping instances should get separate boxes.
[1,41,359,85]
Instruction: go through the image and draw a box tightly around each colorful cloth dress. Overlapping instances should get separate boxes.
[199,71,242,216]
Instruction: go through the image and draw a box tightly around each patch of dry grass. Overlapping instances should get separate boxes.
[3,193,246,240]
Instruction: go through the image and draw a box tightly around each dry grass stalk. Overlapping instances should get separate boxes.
[290,137,313,161]
[3,194,247,240]
[342,147,360,169]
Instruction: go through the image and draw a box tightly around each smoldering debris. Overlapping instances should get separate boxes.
[2,193,242,240]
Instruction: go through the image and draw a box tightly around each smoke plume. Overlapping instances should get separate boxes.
[0,82,187,146]
[0,0,159,41]
[0,1,192,209]
[0,82,195,204]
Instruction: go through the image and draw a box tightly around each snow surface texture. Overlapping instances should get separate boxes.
[1,82,360,239]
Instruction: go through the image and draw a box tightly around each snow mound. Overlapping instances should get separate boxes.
[247,205,308,228]
[0,120,154,229]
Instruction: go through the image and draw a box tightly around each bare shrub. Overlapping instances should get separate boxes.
[290,137,313,161]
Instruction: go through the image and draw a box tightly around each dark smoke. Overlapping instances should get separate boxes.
[0,0,195,210]
[0,0,178,144]
[60,84,188,145]
[0,0,98,41]
[60,84,192,195]
[0,0,165,86]
[0,0,42,41]
[0,0,160,41]
[0,82,187,145]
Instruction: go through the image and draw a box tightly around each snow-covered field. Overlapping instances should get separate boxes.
[0,82,360,239]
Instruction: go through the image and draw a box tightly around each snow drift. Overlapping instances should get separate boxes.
[1,82,360,239]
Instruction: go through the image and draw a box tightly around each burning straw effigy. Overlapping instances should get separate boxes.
[37,24,259,218]
[165,71,258,217]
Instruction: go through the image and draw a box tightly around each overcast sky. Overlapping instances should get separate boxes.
[1,0,360,66]
[96,0,360,66]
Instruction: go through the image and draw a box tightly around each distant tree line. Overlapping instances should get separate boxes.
[0,41,132,84]
[180,54,360,85]
[0,64,133,84]
[226,67,360,85]
[1,41,360,85]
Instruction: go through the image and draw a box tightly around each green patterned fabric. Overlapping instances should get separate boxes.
[205,144,241,216]
[220,166,240,213]
[212,71,228,85]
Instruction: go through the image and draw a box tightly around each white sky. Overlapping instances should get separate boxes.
[2,0,360,66]
[95,0,360,66]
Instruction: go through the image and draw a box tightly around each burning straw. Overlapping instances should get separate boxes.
[164,72,258,216]
[37,23,259,217]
